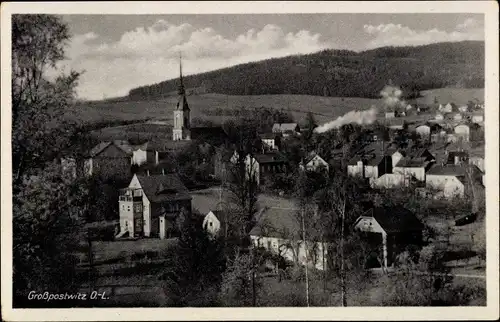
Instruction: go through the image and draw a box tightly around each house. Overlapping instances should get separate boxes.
[272,123,300,137]
[439,102,455,113]
[406,104,413,111]
[249,207,329,271]
[393,157,433,182]
[385,112,395,119]
[245,152,289,185]
[447,151,469,166]
[415,124,431,140]
[453,113,463,121]
[354,206,424,269]
[85,140,136,177]
[458,105,469,113]
[347,156,365,178]
[364,155,393,180]
[454,124,470,142]
[386,118,405,131]
[299,153,329,173]
[435,113,444,121]
[259,133,279,150]
[425,165,467,199]
[202,210,229,238]
[370,173,407,189]
[471,112,484,124]
[117,173,192,239]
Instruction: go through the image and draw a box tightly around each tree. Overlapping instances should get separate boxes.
[11,15,87,308]
[13,162,90,307]
[219,252,258,306]
[12,14,81,186]
[162,212,226,306]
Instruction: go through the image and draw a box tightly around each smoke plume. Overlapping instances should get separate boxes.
[380,85,406,111]
[314,106,378,134]
[314,84,407,134]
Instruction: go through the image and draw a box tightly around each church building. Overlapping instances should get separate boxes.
[171,56,228,145]
[173,56,191,141]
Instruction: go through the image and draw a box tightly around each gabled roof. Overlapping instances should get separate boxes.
[136,174,191,203]
[304,153,327,165]
[395,157,429,168]
[251,152,288,164]
[89,140,135,157]
[272,123,299,132]
[259,133,277,140]
[365,155,386,166]
[146,139,191,152]
[426,165,467,176]
[249,207,323,240]
[360,206,424,233]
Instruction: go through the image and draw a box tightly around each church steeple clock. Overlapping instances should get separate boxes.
[172,53,191,141]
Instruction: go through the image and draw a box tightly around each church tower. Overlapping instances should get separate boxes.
[172,54,191,141]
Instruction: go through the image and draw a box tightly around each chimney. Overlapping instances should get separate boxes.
[162,168,165,175]
[147,169,150,176]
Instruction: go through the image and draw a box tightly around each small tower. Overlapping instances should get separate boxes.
[173,53,191,141]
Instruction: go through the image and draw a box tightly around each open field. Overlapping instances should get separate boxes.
[190,186,297,215]
[414,88,484,106]
[70,88,484,127]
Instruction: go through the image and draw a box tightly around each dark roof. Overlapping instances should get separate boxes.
[176,94,190,111]
[146,140,191,152]
[365,155,385,166]
[362,206,424,233]
[259,133,277,140]
[89,140,140,157]
[407,148,433,160]
[249,207,323,240]
[426,165,467,176]
[252,152,288,164]
[347,156,362,165]
[395,157,429,168]
[190,126,228,141]
[303,153,327,165]
[136,174,191,203]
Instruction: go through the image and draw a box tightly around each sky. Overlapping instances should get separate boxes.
[57,13,484,100]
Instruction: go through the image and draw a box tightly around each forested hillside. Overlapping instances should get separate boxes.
[129,41,484,100]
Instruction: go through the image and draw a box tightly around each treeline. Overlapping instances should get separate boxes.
[129,41,484,100]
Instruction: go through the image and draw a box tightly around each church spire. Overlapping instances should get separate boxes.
[178,52,185,96]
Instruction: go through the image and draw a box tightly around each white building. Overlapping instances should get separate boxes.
[259,133,277,150]
[202,210,229,238]
[393,157,431,182]
[118,173,192,239]
[454,124,470,142]
[425,165,466,199]
[131,143,149,166]
[472,113,484,124]
[435,113,444,121]
[249,207,329,271]
[347,157,364,177]
[415,125,431,139]
[272,123,300,137]
[299,153,329,172]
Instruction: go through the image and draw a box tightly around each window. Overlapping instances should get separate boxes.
[209,222,213,227]
[267,240,272,249]
[127,206,131,211]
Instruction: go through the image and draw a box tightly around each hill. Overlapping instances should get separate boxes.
[128,41,484,100]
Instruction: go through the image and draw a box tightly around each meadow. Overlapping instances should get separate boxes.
[70,87,484,129]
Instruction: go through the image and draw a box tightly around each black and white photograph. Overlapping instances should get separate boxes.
[1,1,498,320]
